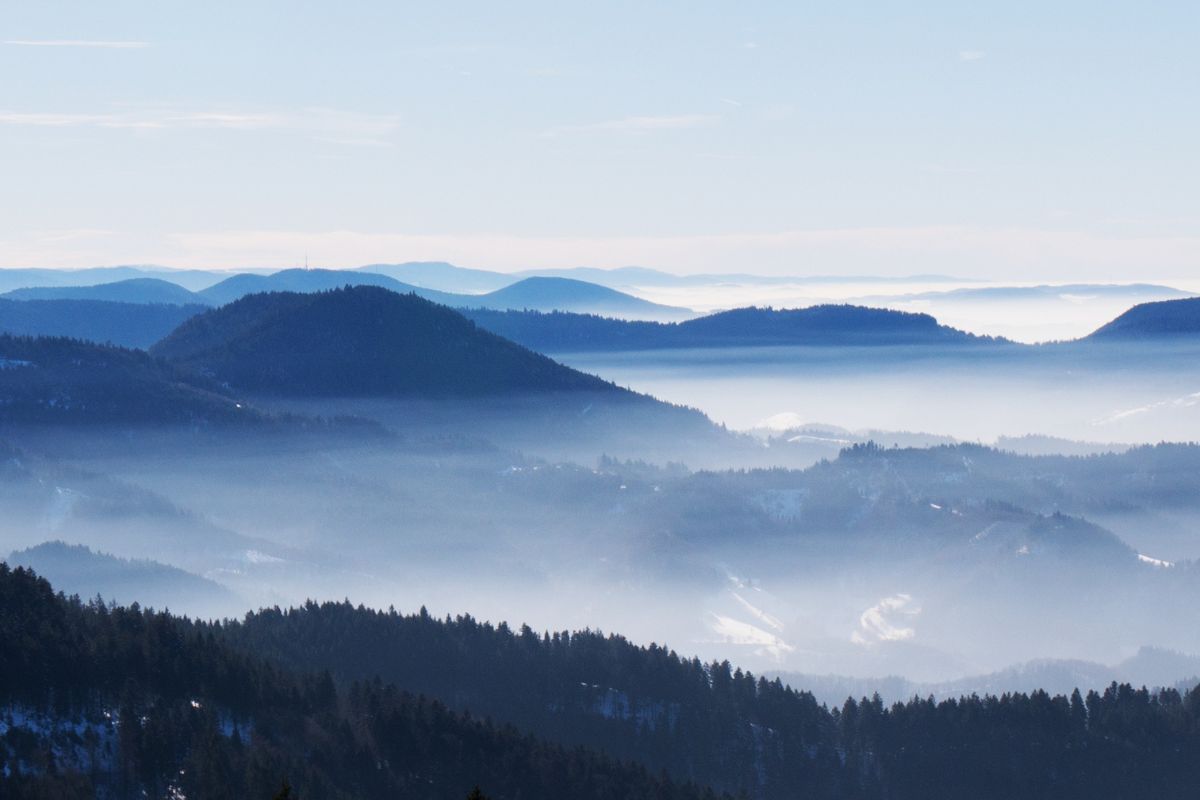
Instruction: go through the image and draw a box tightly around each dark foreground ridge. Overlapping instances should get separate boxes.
[3,563,1199,799]
[0,563,722,800]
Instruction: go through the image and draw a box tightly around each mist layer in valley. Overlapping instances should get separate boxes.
[1,283,1198,702]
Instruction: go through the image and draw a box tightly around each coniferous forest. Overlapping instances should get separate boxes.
[3,563,1198,800]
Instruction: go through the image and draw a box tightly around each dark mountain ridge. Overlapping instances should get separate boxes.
[463,304,1004,352]
[151,286,620,397]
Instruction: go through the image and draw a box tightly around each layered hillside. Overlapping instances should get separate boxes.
[0,299,206,349]
[0,335,251,425]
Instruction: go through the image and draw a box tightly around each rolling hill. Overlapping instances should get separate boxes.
[2,277,205,306]
[152,286,620,397]
[469,276,692,318]
[463,304,1002,352]
[198,267,459,307]
[1087,297,1200,340]
[0,266,235,294]
[0,298,206,349]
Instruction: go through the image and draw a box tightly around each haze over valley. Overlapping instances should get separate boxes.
[4,3,1200,797]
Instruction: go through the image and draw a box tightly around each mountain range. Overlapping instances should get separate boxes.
[3,278,204,306]
[0,268,694,318]
[1,278,1198,362]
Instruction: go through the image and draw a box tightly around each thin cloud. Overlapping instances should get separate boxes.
[4,39,149,49]
[540,114,717,138]
[958,50,986,61]
[0,106,401,141]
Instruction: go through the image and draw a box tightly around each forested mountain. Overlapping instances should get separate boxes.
[0,335,255,425]
[0,564,718,800]
[0,299,206,349]
[151,287,620,397]
[2,278,206,306]
[462,305,1001,352]
[171,588,1200,799]
[1088,297,1200,339]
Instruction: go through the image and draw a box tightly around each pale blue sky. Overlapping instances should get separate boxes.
[2,1,1198,279]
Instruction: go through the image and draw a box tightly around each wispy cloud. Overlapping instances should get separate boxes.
[958,50,986,61]
[0,106,401,142]
[1092,390,1200,426]
[540,114,717,138]
[4,39,148,49]
[851,593,920,645]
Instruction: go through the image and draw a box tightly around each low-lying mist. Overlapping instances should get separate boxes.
[4,404,1199,693]
[556,341,1200,444]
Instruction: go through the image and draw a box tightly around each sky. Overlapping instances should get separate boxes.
[2,1,1198,280]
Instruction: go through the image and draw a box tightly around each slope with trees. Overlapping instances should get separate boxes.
[0,563,724,800]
